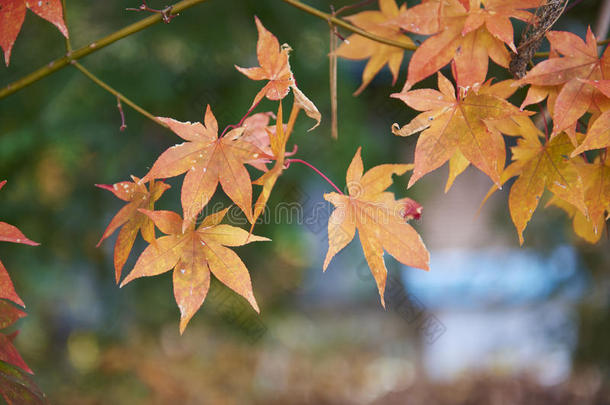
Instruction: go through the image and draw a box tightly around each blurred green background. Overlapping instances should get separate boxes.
[1,0,609,403]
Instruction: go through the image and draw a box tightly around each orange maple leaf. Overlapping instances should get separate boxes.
[235,16,294,107]
[520,28,610,136]
[519,47,562,111]
[236,17,321,129]
[0,181,39,308]
[323,148,429,307]
[96,177,170,283]
[571,110,610,156]
[550,157,610,243]
[391,72,528,187]
[334,0,414,95]
[396,0,539,90]
[0,0,68,66]
[442,78,521,191]
[120,208,269,334]
[143,105,266,228]
[0,301,31,374]
[569,80,610,155]
[241,112,276,171]
[492,132,587,244]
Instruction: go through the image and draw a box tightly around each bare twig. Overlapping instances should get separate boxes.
[220,99,262,137]
[117,97,127,131]
[126,0,177,24]
[334,0,376,16]
[284,158,344,195]
[61,0,72,52]
[0,0,210,100]
[72,62,168,129]
[280,0,416,51]
[329,6,339,139]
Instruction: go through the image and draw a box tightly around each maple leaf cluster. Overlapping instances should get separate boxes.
[337,0,610,245]
[95,15,429,331]
[88,0,610,334]
[2,0,610,400]
[0,181,46,402]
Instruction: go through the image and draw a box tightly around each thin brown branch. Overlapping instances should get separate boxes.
[61,0,72,52]
[0,0,210,100]
[72,62,168,129]
[280,0,416,51]
[329,6,339,139]
[334,0,376,16]
[117,97,127,131]
[126,0,178,24]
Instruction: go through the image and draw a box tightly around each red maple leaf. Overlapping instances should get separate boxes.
[96,177,170,283]
[0,0,68,66]
[0,301,30,374]
[0,181,39,308]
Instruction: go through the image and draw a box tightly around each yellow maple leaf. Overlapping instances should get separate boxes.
[323,148,429,307]
[334,0,414,95]
[392,72,528,187]
[121,208,269,334]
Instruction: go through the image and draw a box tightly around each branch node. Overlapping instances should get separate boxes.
[127,1,178,24]
[328,5,347,43]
